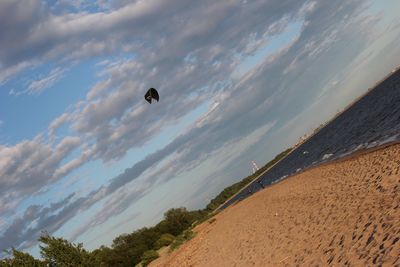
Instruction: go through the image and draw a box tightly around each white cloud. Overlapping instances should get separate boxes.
[0,136,81,215]
[2,0,393,253]
[8,67,66,96]
[48,113,71,140]
[1,61,34,86]
[27,67,66,94]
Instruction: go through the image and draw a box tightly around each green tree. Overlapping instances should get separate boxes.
[163,208,196,235]
[0,248,46,267]
[140,250,159,266]
[91,245,122,267]
[39,234,97,267]
[110,229,157,267]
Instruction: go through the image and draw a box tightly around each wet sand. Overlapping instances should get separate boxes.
[150,143,400,266]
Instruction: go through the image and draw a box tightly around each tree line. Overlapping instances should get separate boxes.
[1,148,291,266]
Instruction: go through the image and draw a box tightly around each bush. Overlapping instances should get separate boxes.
[182,230,195,241]
[154,233,175,250]
[169,230,196,252]
[141,250,159,266]
[169,236,185,251]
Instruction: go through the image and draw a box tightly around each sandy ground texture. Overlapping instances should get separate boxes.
[150,143,400,267]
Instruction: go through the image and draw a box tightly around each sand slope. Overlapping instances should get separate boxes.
[150,144,400,266]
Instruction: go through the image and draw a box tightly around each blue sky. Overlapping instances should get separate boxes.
[1,0,400,255]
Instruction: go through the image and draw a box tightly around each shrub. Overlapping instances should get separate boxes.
[182,230,195,241]
[141,250,159,266]
[169,236,185,251]
[169,230,196,252]
[154,233,175,250]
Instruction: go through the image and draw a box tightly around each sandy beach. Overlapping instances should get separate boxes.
[150,143,400,267]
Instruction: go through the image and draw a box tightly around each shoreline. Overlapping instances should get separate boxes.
[217,138,400,211]
[287,139,400,181]
[151,142,400,266]
[215,67,400,210]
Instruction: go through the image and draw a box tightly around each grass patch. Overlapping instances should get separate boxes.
[169,230,196,252]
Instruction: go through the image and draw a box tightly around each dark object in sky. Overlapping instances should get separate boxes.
[144,88,159,103]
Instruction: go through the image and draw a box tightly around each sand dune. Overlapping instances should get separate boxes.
[150,143,400,266]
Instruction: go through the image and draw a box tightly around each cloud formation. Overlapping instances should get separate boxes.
[0,136,83,225]
[2,0,398,254]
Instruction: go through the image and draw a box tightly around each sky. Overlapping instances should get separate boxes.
[1,0,400,255]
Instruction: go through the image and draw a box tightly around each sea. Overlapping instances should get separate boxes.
[219,68,400,210]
